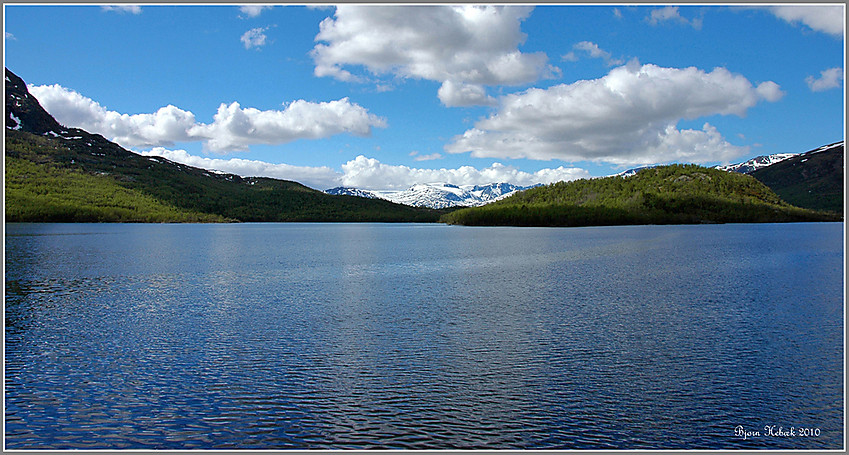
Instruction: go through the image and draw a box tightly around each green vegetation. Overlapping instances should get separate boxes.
[441,164,841,227]
[6,156,226,222]
[5,129,443,223]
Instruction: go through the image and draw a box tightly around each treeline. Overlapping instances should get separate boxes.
[442,164,841,227]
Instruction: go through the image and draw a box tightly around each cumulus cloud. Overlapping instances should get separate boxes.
[140,148,342,190]
[446,62,783,167]
[5,32,16,40]
[755,80,785,102]
[189,99,386,153]
[239,5,272,18]
[806,67,844,92]
[28,84,387,153]
[437,80,497,107]
[311,5,555,105]
[29,84,197,148]
[101,5,141,14]
[647,6,703,29]
[767,5,844,37]
[340,155,590,190]
[241,27,270,49]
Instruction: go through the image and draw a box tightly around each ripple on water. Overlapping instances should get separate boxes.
[4,223,844,450]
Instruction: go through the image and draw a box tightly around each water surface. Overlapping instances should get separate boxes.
[5,222,844,449]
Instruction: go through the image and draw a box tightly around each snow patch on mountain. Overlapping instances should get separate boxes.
[325,187,380,199]
[716,153,798,174]
[7,112,21,130]
[717,141,844,174]
[806,140,844,155]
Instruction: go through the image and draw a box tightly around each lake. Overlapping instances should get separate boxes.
[4,222,844,450]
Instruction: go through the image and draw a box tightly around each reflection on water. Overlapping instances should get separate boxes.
[4,222,844,449]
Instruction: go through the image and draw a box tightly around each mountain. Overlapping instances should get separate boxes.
[4,68,443,223]
[326,182,537,209]
[716,153,798,174]
[325,187,380,199]
[748,141,844,213]
[5,70,64,135]
[441,164,840,227]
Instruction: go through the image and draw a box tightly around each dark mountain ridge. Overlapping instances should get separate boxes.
[748,141,844,214]
[4,68,443,223]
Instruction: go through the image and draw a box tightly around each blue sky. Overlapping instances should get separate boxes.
[4,4,845,190]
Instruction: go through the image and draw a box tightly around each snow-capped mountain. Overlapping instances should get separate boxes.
[716,153,798,174]
[716,141,844,174]
[326,182,537,209]
[325,187,380,199]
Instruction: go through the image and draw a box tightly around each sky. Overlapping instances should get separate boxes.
[3,3,845,191]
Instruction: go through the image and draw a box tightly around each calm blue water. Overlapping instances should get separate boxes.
[4,222,844,450]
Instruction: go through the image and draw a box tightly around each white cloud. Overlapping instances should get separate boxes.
[189,99,386,153]
[446,62,783,167]
[647,6,702,29]
[767,5,844,37]
[411,152,443,161]
[311,5,555,105]
[101,5,141,14]
[561,52,578,62]
[571,41,624,66]
[137,149,588,191]
[239,5,272,18]
[437,80,497,107]
[28,84,387,153]
[806,67,844,92]
[241,27,269,49]
[5,32,16,40]
[340,155,590,190]
[755,80,785,102]
[140,148,342,190]
[29,84,197,148]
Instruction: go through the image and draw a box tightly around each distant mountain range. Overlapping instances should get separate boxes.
[326,182,538,209]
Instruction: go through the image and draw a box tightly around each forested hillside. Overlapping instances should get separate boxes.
[441,164,841,227]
